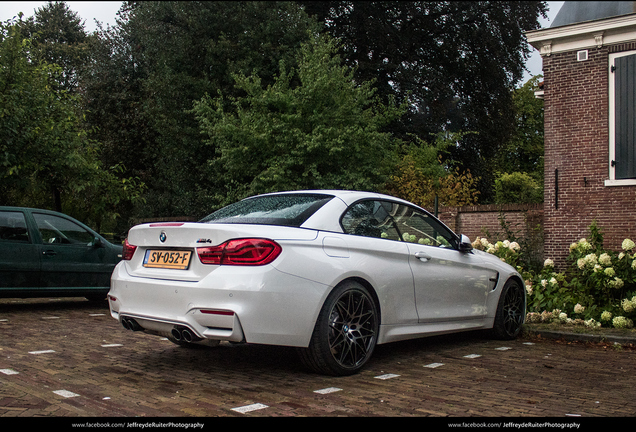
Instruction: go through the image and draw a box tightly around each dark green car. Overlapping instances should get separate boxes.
[0,207,123,301]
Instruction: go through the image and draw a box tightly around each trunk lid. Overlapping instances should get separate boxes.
[123,222,317,282]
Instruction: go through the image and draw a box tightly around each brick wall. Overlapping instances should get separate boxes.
[435,204,543,242]
[434,203,544,267]
[542,44,636,268]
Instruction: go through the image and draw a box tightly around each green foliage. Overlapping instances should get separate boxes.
[19,1,92,93]
[0,17,145,232]
[192,32,406,206]
[494,171,543,204]
[496,75,545,184]
[301,1,548,202]
[386,132,480,208]
[522,222,636,329]
[82,1,322,219]
[477,220,636,329]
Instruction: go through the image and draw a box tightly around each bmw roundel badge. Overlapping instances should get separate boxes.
[159,232,167,243]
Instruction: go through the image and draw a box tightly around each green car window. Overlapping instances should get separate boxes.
[0,211,29,243]
[33,213,94,245]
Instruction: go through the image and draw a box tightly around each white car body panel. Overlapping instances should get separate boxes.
[109,190,523,350]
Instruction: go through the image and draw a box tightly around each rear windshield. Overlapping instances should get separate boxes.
[200,194,334,227]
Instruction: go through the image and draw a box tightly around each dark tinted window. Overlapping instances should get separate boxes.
[341,200,401,241]
[392,205,457,248]
[201,194,334,227]
[341,199,458,248]
[0,211,29,243]
[33,213,94,245]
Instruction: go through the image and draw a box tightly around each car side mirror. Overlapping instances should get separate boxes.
[458,234,473,252]
[90,236,104,248]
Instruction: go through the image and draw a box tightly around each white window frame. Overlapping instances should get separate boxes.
[606,50,636,186]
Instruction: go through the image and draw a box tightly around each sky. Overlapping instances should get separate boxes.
[1,0,564,84]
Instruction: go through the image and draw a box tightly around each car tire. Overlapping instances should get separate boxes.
[298,280,379,376]
[491,278,525,340]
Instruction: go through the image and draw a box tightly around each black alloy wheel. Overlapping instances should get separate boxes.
[492,279,525,340]
[299,281,379,376]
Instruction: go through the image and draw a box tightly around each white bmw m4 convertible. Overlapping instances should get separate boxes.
[109,190,525,376]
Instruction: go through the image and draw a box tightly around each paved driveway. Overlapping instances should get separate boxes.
[0,297,634,420]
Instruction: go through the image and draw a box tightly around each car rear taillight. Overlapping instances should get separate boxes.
[197,238,282,266]
[122,239,137,260]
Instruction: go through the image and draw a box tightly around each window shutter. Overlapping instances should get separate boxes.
[614,53,636,179]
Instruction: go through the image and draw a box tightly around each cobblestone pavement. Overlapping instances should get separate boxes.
[0,297,634,421]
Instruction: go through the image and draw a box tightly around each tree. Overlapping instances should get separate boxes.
[386,133,480,209]
[299,1,548,201]
[82,1,322,218]
[19,1,92,93]
[494,171,542,204]
[496,75,545,185]
[0,18,144,232]
[191,33,406,206]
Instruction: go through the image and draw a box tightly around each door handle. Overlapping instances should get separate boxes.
[414,251,431,261]
[42,250,57,256]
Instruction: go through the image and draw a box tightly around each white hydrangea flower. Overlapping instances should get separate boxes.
[608,277,624,289]
[577,258,586,269]
[604,267,615,277]
[544,258,554,268]
[584,318,601,328]
[621,298,635,313]
[578,239,592,250]
[622,238,635,251]
[574,303,585,314]
[549,277,558,286]
[612,316,634,329]
[600,311,612,321]
[526,312,541,323]
[509,241,520,251]
[599,253,612,266]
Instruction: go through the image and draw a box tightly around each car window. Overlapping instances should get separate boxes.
[392,205,457,248]
[201,194,334,227]
[33,213,94,245]
[0,211,30,243]
[341,200,457,248]
[341,200,402,241]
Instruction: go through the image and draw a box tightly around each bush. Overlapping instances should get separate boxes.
[477,221,636,329]
[494,171,542,204]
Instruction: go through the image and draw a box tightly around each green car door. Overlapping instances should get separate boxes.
[0,209,40,288]
[31,211,120,290]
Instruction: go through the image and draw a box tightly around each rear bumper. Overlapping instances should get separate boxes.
[108,261,329,347]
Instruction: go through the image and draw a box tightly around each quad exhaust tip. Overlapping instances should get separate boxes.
[120,317,201,343]
[120,317,143,331]
[171,326,202,343]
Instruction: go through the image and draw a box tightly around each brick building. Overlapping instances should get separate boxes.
[526,1,636,268]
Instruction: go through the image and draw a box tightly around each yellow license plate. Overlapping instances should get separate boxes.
[143,250,192,270]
